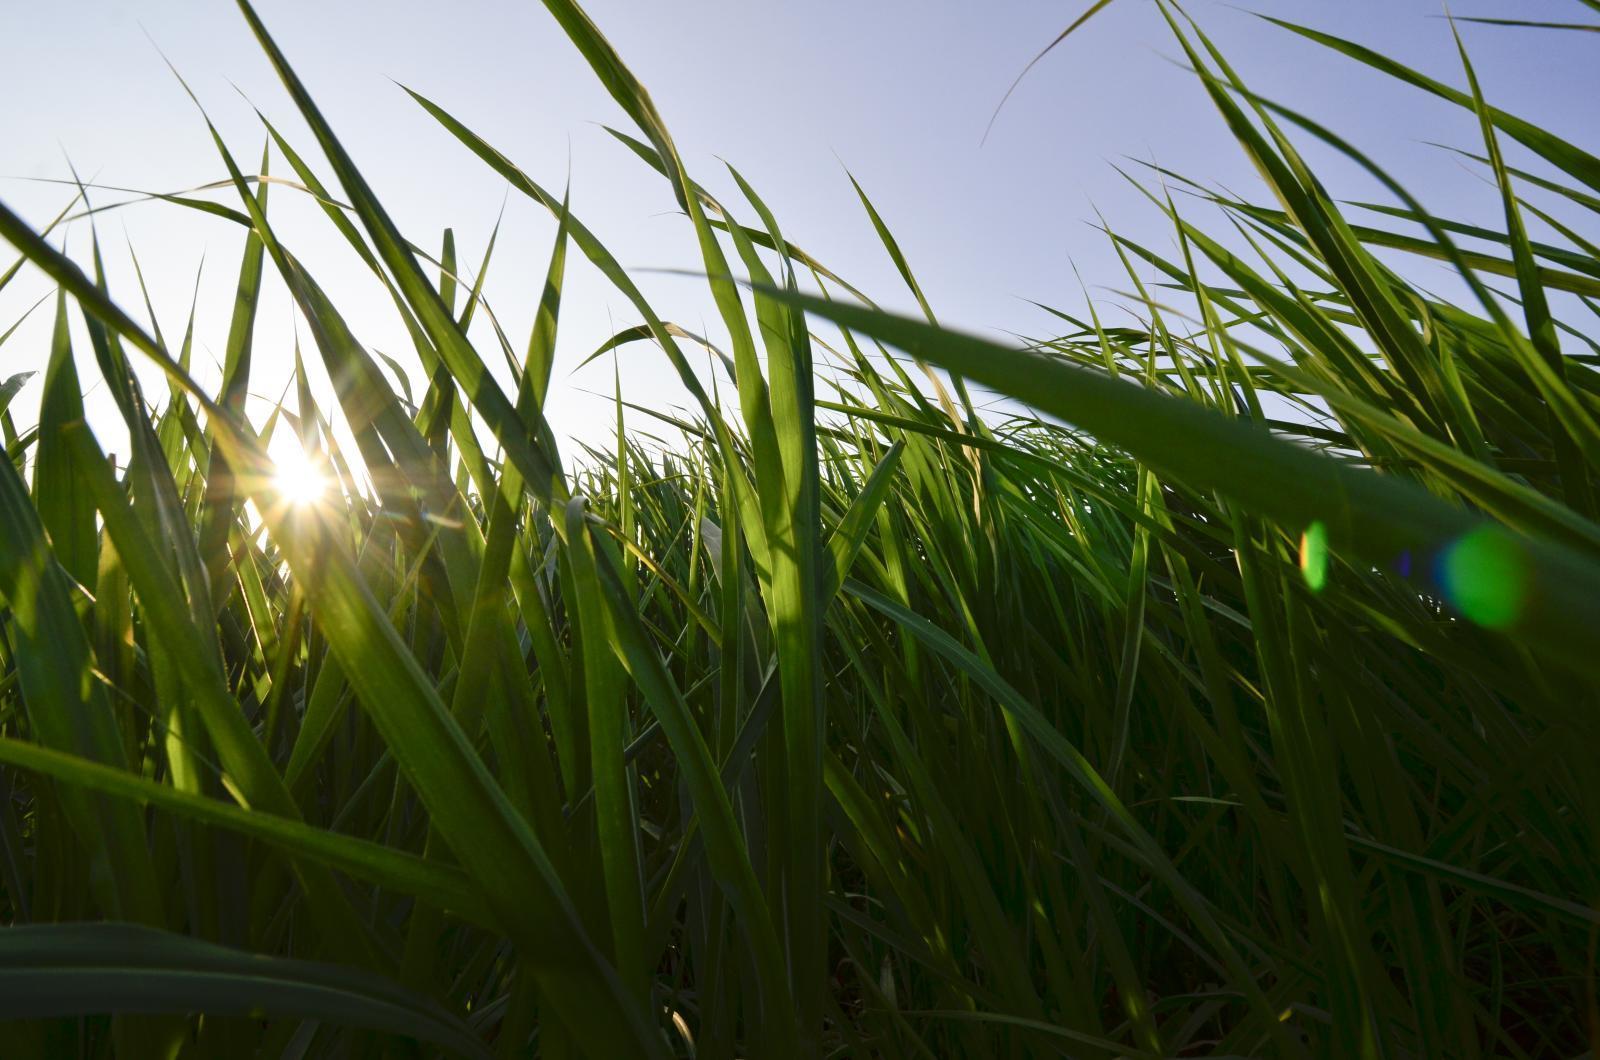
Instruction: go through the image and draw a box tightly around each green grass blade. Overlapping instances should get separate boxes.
[0,923,491,1059]
[771,289,1600,675]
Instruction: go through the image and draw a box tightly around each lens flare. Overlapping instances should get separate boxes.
[273,446,327,506]
[1299,520,1328,592]
[1438,525,1526,629]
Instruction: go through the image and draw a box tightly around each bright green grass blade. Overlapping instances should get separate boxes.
[197,142,269,588]
[587,531,798,1053]
[32,293,98,588]
[604,124,874,305]
[847,171,975,430]
[716,169,832,1046]
[0,440,165,929]
[0,194,665,1056]
[1260,13,1600,194]
[61,421,387,969]
[822,439,905,602]
[0,190,84,298]
[770,289,1600,674]
[253,495,663,1056]
[1445,16,1600,31]
[232,0,566,515]
[564,498,649,1001]
[5,2,1597,1050]
[0,372,33,425]
[1449,21,1597,516]
[1180,37,1600,484]
[401,88,777,585]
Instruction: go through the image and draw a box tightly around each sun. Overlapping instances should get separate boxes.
[272,445,328,506]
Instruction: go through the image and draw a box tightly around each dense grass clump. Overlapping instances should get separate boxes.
[2,1,1599,1056]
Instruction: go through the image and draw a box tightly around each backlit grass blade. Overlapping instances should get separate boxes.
[3,2,1598,1051]
[61,421,387,969]
[197,143,270,587]
[564,498,649,1001]
[0,443,165,930]
[232,0,565,513]
[401,90,776,582]
[770,289,1600,674]
[0,193,665,1057]
[31,294,98,588]
[822,439,905,602]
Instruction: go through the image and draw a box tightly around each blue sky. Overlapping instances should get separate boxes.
[2,1,1595,463]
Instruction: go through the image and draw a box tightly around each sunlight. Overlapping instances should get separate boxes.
[272,445,327,506]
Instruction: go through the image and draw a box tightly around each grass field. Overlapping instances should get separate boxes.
[2,0,1599,1056]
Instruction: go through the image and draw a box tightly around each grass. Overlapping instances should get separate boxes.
[1,0,1598,1056]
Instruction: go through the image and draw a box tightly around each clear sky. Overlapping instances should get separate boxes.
[2,1,1595,464]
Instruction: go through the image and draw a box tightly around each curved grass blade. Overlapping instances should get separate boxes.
[772,290,1600,676]
[0,737,490,925]
[0,923,491,1060]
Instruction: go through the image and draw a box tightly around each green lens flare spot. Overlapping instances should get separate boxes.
[1439,526,1527,629]
[1299,520,1329,592]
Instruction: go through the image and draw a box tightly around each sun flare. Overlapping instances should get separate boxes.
[272,446,327,506]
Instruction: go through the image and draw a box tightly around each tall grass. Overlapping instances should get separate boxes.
[2,0,1598,1056]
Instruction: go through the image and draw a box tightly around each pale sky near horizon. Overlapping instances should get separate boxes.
[1,1,1595,466]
